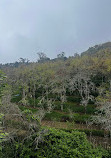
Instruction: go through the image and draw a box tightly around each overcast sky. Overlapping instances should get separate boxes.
[0,0,111,63]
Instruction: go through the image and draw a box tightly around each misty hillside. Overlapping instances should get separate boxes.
[81,42,111,56]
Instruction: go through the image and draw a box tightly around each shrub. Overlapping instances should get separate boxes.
[44,111,90,123]
[67,96,81,102]
[28,98,39,107]
[1,128,110,158]
[61,128,110,137]
[44,111,63,121]
[36,128,110,158]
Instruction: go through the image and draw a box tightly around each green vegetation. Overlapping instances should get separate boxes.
[19,105,38,113]
[1,128,110,158]
[36,128,110,158]
[0,42,111,157]
[61,102,96,114]
[62,128,109,137]
[44,111,90,123]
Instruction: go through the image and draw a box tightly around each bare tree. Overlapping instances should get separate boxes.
[37,52,50,63]
[52,63,69,111]
[93,89,111,139]
[69,71,95,113]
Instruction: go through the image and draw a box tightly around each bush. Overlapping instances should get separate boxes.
[19,105,38,113]
[36,128,110,158]
[73,113,90,123]
[44,111,63,121]
[11,94,22,103]
[64,102,97,114]
[67,96,81,102]
[44,111,90,123]
[54,101,96,114]
[1,128,110,158]
[28,98,39,107]
[61,128,110,137]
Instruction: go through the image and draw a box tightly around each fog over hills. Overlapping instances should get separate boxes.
[0,0,111,63]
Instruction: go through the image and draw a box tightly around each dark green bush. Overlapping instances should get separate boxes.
[64,102,97,114]
[36,128,110,158]
[44,111,63,121]
[11,94,22,103]
[28,98,39,107]
[67,96,81,102]
[73,113,90,123]
[54,101,96,114]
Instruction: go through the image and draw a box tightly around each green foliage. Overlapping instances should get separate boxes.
[54,101,96,114]
[0,70,6,104]
[62,128,108,137]
[44,111,63,121]
[22,109,33,121]
[67,96,81,103]
[0,70,9,149]
[73,113,90,123]
[36,128,110,158]
[1,128,109,158]
[0,132,8,143]
[1,42,111,157]
[44,111,90,123]
[0,113,4,122]
[19,98,29,106]
[22,109,40,124]
[65,103,96,114]
[28,98,39,107]
[0,114,8,147]
[19,105,38,113]
[11,93,22,103]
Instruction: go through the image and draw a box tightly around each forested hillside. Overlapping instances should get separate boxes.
[0,42,111,157]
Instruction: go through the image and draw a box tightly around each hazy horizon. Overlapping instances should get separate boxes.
[0,0,111,63]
